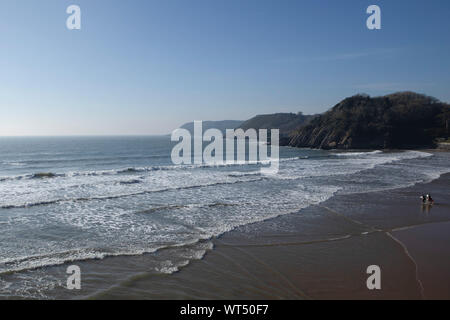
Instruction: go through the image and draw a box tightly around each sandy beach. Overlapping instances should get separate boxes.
[93,172,450,300]
[3,0,450,305]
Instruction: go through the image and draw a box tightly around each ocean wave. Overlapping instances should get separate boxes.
[30,172,64,179]
[331,150,383,157]
[0,175,342,277]
[227,171,261,178]
[1,161,26,167]
[0,157,301,183]
[0,172,64,182]
[3,154,169,165]
[118,179,143,185]
[0,151,434,208]
[0,177,265,209]
[0,247,162,275]
[136,202,239,215]
[0,240,215,276]
[155,260,190,274]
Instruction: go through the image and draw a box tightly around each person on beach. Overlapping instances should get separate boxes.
[421,194,426,203]
[421,194,434,205]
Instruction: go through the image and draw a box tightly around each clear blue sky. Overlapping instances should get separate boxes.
[1,0,449,135]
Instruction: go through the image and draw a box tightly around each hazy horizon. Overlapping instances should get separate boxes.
[2,0,450,136]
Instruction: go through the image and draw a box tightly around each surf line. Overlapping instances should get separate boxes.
[171,120,280,175]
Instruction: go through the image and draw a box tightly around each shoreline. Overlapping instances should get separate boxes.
[1,148,448,300]
[94,171,450,300]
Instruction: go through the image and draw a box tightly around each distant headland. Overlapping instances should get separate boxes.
[288,92,449,150]
[179,92,449,150]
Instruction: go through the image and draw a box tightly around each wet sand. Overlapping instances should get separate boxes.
[393,221,450,299]
[94,173,450,300]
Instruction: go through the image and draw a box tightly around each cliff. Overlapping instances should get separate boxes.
[289,92,449,149]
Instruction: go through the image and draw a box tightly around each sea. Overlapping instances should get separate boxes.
[0,136,449,299]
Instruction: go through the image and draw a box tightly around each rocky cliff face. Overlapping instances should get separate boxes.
[289,92,450,150]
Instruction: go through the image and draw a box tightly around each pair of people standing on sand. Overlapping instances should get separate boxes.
[421,194,434,204]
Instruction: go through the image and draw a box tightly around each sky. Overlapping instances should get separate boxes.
[1,0,450,135]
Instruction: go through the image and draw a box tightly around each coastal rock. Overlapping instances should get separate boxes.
[238,112,316,144]
[289,92,450,150]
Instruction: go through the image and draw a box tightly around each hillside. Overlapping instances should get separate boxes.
[289,92,450,149]
[238,112,315,144]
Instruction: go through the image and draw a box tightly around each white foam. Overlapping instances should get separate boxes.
[331,150,383,156]
[0,149,446,286]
